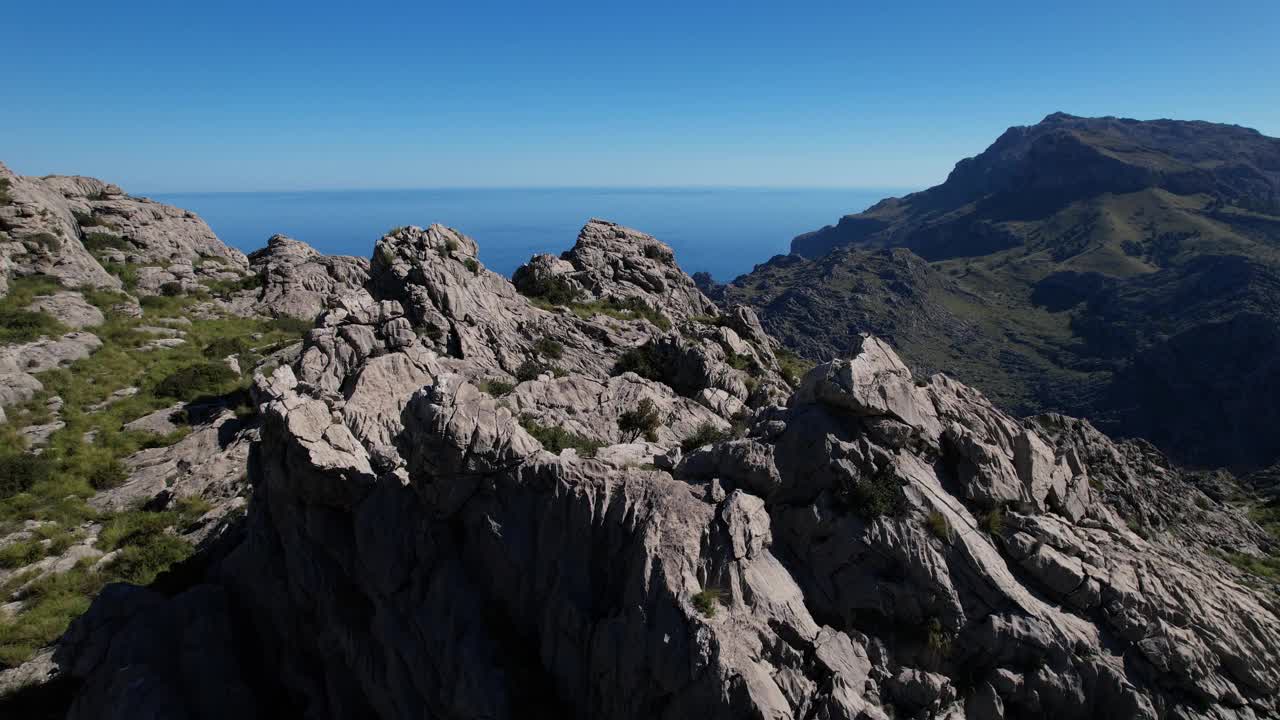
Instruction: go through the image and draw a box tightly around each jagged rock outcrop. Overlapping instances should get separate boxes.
[245,234,370,320]
[0,161,248,295]
[40,219,1280,720]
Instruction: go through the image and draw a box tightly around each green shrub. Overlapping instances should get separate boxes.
[267,316,313,336]
[681,422,729,452]
[463,257,480,274]
[0,178,11,205]
[618,398,662,442]
[614,344,663,381]
[925,617,951,657]
[153,362,239,401]
[206,273,264,297]
[692,588,721,618]
[479,379,515,396]
[533,336,564,359]
[24,232,62,252]
[87,459,129,491]
[979,507,1005,536]
[202,336,251,359]
[71,210,111,227]
[102,261,140,291]
[0,308,66,343]
[159,281,185,297]
[0,454,54,499]
[103,535,192,586]
[843,469,907,519]
[513,269,581,306]
[519,415,603,457]
[726,351,753,372]
[926,510,953,542]
[515,359,552,382]
[775,348,816,387]
[82,232,130,253]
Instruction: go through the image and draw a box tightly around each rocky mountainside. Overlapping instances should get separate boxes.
[723,113,1280,472]
[0,163,1276,719]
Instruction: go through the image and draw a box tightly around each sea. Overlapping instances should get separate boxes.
[149,188,901,282]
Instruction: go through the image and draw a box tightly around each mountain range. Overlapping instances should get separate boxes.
[719,112,1280,472]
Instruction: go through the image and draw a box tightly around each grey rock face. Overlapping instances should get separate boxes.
[246,234,370,320]
[42,219,1280,720]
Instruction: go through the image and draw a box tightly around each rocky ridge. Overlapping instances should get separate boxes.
[14,213,1278,719]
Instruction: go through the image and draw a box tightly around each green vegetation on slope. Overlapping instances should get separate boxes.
[0,277,308,667]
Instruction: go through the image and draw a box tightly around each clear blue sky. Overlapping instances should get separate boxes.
[3,0,1277,191]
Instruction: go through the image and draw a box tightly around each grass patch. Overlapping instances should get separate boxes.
[478,379,515,396]
[82,232,130,253]
[775,348,816,387]
[0,308,66,344]
[692,588,721,618]
[533,336,564,359]
[0,178,11,205]
[925,510,954,542]
[519,415,603,457]
[206,273,264,298]
[979,507,1005,536]
[152,362,240,402]
[681,422,729,452]
[463,258,480,274]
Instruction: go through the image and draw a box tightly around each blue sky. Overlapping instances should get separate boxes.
[3,0,1277,191]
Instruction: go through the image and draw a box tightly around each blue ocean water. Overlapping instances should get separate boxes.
[149,188,900,281]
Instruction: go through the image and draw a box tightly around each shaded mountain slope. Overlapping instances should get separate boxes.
[728,113,1280,471]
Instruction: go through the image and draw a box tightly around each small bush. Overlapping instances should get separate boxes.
[726,351,753,372]
[681,422,729,452]
[515,359,551,382]
[514,271,581,306]
[775,348,816,387]
[926,511,953,543]
[533,336,564,359]
[618,398,663,442]
[479,379,515,396]
[692,588,721,618]
[979,507,1005,536]
[643,244,672,262]
[614,344,663,381]
[0,308,66,343]
[153,362,239,401]
[71,210,110,227]
[206,273,264,297]
[268,316,314,335]
[0,178,11,204]
[844,470,907,519]
[87,459,129,491]
[925,617,952,657]
[0,454,54,499]
[24,232,61,252]
[463,258,480,274]
[519,415,603,457]
[82,232,130,253]
[159,281,185,297]
[203,336,252,360]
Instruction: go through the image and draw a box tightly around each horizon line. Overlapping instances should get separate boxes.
[142,183,920,196]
